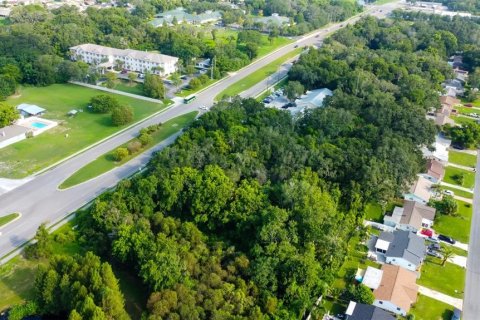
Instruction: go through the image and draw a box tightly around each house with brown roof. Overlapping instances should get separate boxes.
[373,264,419,316]
[422,159,445,183]
[404,176,434,204]
[384,200,436,232]
[440,96,461,108]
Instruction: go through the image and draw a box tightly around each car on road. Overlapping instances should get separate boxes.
[315,34,320,38]
[138,73,145,79]
[438,234,456,244]
[199,106,208,110]
[294,45,299,48]
[443,189,455,196]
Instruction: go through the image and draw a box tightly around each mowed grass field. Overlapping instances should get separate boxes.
[410,294,454,320]
[449,150,477,168]
[434,200,472,243]
[1,84,166,179]
[444,166,475,189]
[203,28,292,58]
[60,111,198,189]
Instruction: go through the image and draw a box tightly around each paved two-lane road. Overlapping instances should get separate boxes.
[0,2,401,262]
[463,149,480,319]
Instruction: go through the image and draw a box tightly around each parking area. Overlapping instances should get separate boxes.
[262,89,291,109]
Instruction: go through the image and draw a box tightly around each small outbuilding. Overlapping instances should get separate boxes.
[17,104,46,118]
[67,109,79,117]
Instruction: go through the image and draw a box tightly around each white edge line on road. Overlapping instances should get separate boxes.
[0,212,22,231]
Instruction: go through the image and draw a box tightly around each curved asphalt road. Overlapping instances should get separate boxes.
[0,3,401,262]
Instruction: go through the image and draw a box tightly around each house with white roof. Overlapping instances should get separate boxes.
[422,135,450,163]
[289,88,333,115]
[70,44,179,76]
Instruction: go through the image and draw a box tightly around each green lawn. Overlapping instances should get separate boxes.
[364,202,383,222]
[409,294,454,320]
[454,115,478,126]
[1,84,167,178]
[332,236,381,291]
[176,78,217,98]
[0,256,38,311]
[434,200,472,243]
[455,106,480,115]
[59,111,198,188]
[439,185,473,199]
[418,256,465,299]
[111,79,145,96]
[444,166,475,189]
[203,29,292,59]
[0,221,81,312]
[216,48,302,100]
[449,150,477,168]
[0,213,20,227]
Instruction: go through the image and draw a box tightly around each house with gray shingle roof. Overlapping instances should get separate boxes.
[375,230,425,271]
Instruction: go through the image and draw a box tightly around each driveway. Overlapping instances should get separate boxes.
[450,255,467,268]
[418,286,463,310]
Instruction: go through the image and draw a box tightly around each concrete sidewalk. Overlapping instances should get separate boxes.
[440,181,474,193]
[70,81,165,103]
[448,162,475,171]
[418,286,463,310]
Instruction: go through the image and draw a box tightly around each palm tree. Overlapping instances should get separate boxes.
[441,247,454,266]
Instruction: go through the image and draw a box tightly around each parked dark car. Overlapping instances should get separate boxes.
[452,307,461,320]
[427,249,443,258]
[294,45,299,48]
[428,243,441,251]
[438,234,456,244]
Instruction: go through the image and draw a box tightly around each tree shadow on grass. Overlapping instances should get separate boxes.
[442,309,454,320]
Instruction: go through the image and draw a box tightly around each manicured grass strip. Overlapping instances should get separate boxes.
[0,213,19,228]
[439,186,473,199]
[454,115,478,127]
[444,166,475,189]
[216,48,302,100]
[112,80,145,96]
[410,294,454,320]
[364,202,383,222]
[60,112,198,189]
[434,200,472,244]
[418,256,465,299]
[2,84,166,179]
[176,78,218,98]
[449,150,477,168]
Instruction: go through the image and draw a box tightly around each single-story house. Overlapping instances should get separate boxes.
[195,58,211,69]
[293,88,333,112]
[448,55,463,69]
[444,79,464,96]
[0,7,11,17]
[253,13,291,28]
[445,86,457,97]
[384,200,436,232]
[151,8,222,27]
[422,135,451,163]
[373,264,418,316]
[440,95,460,108]
[361,266,383,290]
[404,176,434,204]
[345,301,395,320]
[434,113,455,126]
[422,159,445,183]
[375,230,425,271]
[17,104,46,118]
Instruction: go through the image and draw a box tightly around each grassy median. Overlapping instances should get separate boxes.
[216,48,302,100]
[59,111,198,189]
[0,213,20,228]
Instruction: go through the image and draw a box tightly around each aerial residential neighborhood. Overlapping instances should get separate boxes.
[0,0,479,319]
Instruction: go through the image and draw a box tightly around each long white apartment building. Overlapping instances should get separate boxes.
[70,44,178,76]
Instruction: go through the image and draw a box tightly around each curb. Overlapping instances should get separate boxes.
[0,213,22,231]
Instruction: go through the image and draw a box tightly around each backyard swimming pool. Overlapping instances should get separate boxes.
[31,122,48,129]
